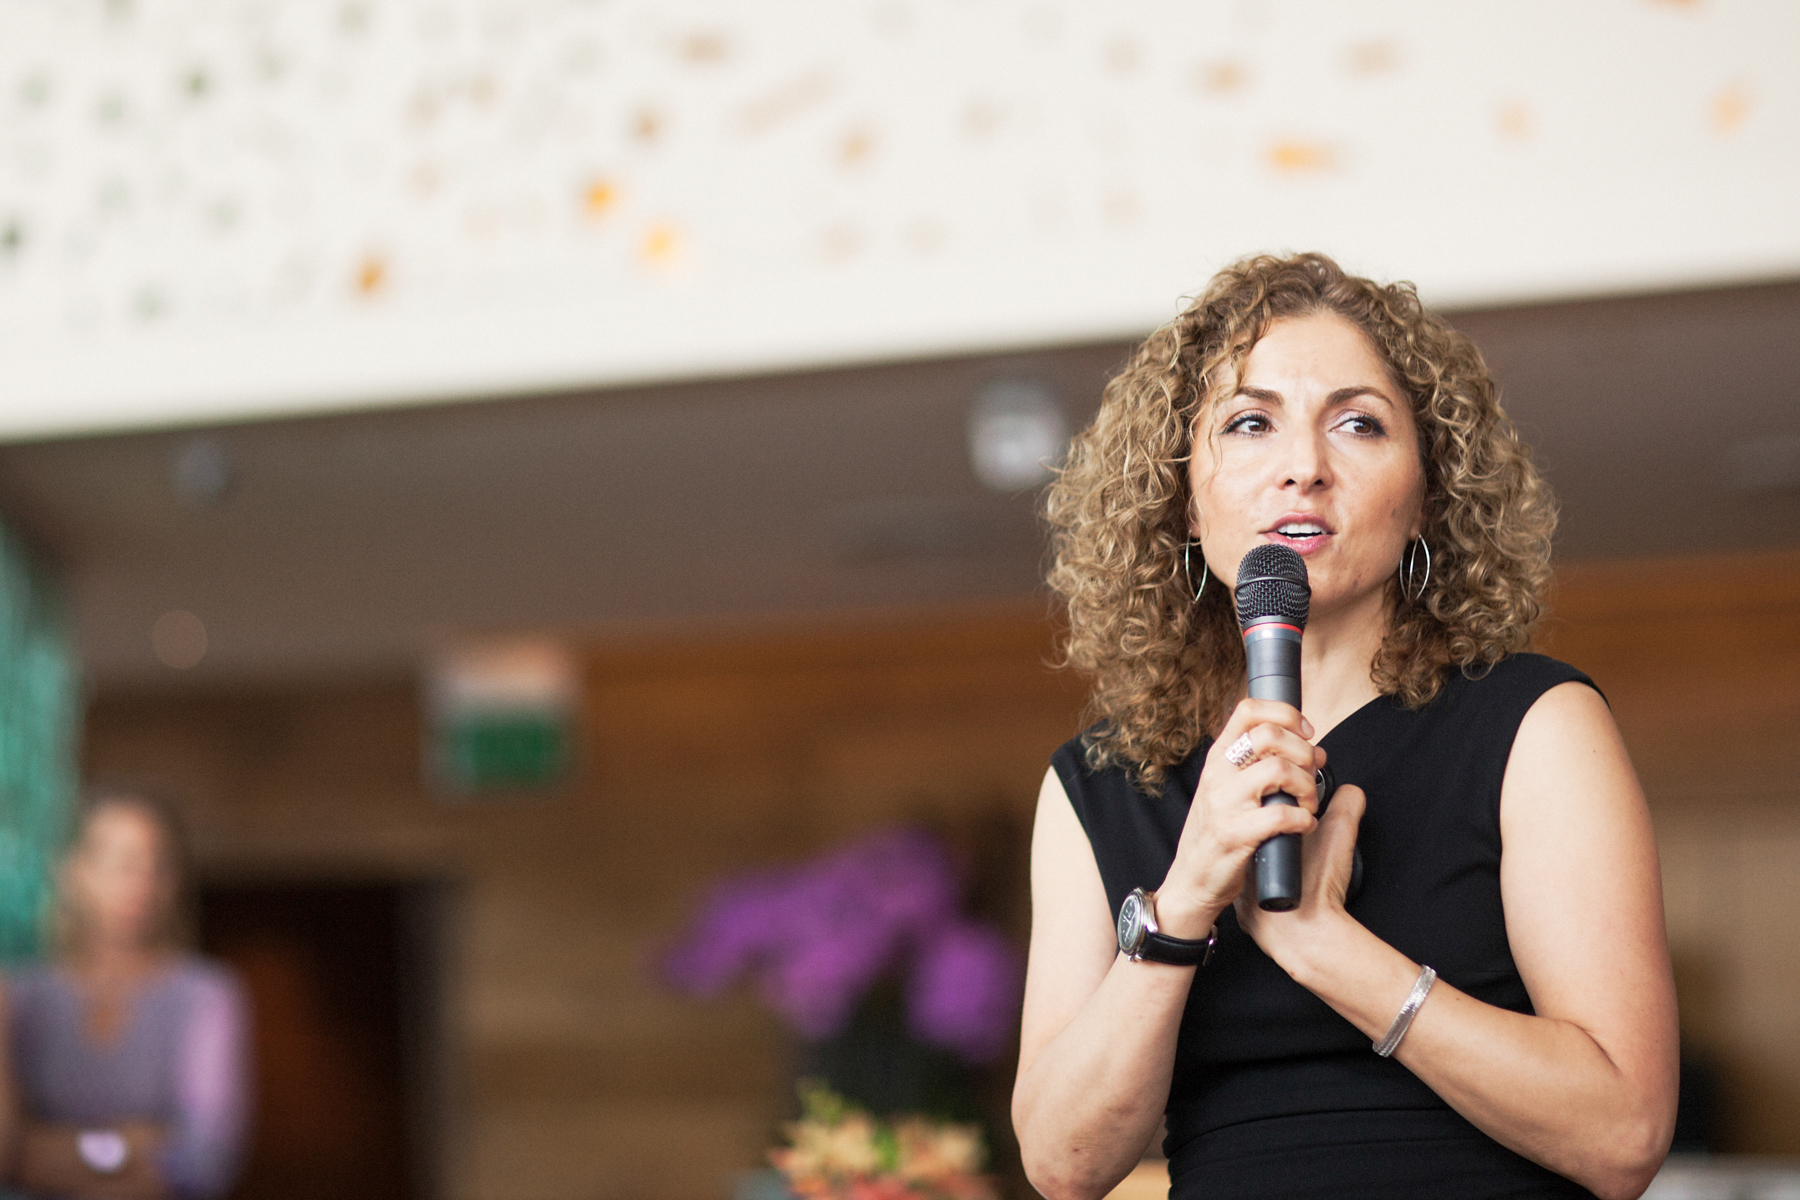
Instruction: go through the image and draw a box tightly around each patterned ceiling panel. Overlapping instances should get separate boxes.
[1,0,1794,436]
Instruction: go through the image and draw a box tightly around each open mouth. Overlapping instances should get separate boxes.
[1268,521,1331,551]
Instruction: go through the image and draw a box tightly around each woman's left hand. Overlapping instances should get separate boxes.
[1236,784,1367,966]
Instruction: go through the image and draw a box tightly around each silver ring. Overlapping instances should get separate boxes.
[1224,732,1256,769]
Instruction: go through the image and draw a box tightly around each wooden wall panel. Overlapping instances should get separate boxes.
[77,551,1800,1197]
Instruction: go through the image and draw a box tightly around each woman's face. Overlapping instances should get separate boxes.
[66,803,171,950]
[1189,311,1425,622]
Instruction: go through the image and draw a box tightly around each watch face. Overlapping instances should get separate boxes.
[1117,891,1146,956]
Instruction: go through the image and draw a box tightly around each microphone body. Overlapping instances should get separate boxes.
[1244,618,1304,910]
[1234,545,1311,912]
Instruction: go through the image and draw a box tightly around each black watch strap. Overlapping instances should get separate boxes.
[1139,927,1217,967]
[1119,888,1218,967]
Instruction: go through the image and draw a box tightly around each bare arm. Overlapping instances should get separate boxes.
[1013,701,1323,1200]
[1241,682,1678,1200]
[1010,769,1186,1198]
[159,970,252,1198]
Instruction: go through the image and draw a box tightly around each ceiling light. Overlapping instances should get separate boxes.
[151,610,207,669]
[967,378,1067,492]
[171,437,233,507]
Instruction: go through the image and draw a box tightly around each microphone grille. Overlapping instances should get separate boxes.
[1235,544,1311,630]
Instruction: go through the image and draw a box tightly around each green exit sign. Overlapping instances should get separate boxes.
[435,711,570,792]
[425,640,578,798]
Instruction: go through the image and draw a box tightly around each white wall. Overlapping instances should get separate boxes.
[1,0,1795,438]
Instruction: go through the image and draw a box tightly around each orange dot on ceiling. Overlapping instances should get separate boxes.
[584,180,618,217]
[641,223,681,265]
[633,108,662,142]
[356,255,387,295]
[1347,41,1399,75]
[1196,60,1246,95]
[839,128,874,166]
[1267,141,1335,173]
[681,32,728,63]
[1711,82,1751,134]
[1497,101,1532,141]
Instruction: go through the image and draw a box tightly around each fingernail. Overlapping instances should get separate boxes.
[1301,717,1315,738]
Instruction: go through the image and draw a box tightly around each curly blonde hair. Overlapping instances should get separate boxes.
[1045,252,1556,788]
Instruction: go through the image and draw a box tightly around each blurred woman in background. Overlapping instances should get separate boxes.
[1012,253,1677,1199]
[4,791,249,1199]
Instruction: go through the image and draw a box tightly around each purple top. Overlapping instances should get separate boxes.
[6,958,251,1199]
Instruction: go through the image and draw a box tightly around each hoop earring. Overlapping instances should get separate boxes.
[1400,537,1432,601]
[1183,540,1209,604]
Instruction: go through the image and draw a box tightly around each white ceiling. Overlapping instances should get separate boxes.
[3,0,1797,439]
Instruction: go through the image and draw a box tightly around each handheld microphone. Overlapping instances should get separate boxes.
[1234,544,1310,912]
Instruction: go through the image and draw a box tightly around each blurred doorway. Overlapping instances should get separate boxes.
[198,880,450,1200]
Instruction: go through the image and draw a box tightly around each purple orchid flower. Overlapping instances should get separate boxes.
[662,828,1021,1061]
[906,920,1023,1064]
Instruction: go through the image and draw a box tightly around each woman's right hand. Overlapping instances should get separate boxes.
[1153,698,1326,939]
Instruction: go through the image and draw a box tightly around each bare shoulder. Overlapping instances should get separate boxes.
[1500,678,1653,902]
[1500,679,1639,832]
[1026,766,1114,968]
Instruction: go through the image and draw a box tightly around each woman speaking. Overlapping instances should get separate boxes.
[1012,254,1677,1199]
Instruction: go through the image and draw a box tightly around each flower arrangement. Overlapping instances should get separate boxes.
[662,828,1021,1064]
[770,1081,998,1200]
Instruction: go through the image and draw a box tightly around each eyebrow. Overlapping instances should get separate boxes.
[1233,385,1396,407]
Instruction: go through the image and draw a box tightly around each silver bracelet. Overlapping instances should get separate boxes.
[1373,965,1436,1057]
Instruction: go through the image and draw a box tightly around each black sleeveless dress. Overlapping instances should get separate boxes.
[1051,653,1600,1199]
